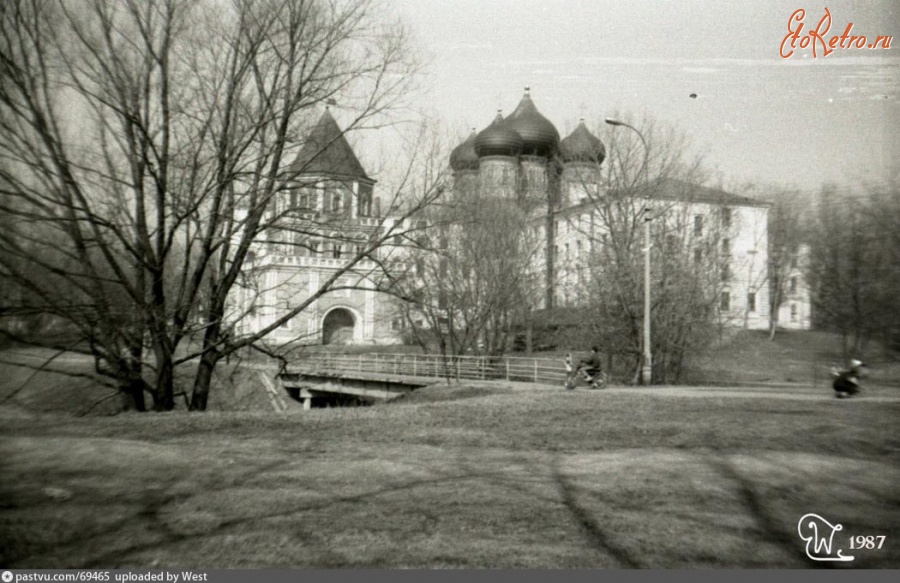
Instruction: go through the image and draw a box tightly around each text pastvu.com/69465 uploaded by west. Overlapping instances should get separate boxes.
[2,572,208,583]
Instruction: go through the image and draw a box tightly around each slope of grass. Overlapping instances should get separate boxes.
[683,329,900,387]
[0,348,291,415]
[1,385,898,569]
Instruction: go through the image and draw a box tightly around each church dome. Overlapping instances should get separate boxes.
[450,130,480,171]
[474,112,524,158]
[505,89,559,157]
[559,120,606,164]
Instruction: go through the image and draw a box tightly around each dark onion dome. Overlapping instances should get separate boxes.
[505,88,560,157]
[449,130,480,171]
[559,119,606,164]
[474,112,523,158]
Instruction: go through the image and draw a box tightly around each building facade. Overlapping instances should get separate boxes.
[777,243,813,329]
[449,89,775,331]
[232,109,403,346]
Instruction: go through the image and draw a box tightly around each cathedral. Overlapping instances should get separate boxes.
[449,88,773,331]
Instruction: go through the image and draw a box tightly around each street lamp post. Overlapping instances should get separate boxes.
[605,118,652,385]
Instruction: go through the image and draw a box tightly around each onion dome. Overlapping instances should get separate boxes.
[474,112,524,158]
[449,129,480,171]
[559,119,606,164]
[505,88,560,157]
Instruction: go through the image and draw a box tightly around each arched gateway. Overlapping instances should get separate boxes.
[322,308,356,345]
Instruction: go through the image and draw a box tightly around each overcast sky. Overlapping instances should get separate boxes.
[392,0,899,194]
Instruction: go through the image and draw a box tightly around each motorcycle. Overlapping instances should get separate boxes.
[565,368,608,390]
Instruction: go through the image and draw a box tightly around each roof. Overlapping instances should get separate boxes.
[474,112,524,157]
[555,178,769,218]
[559,120,605,164]
[505,89,559,157]
[290,109,371,181]
[450,130,480,171]
[650,179,769,208]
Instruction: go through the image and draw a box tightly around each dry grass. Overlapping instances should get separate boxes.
[1,384,898,569]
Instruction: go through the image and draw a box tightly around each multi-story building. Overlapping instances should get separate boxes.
[449,89,773,331]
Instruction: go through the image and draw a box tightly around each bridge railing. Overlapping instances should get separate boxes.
[292,353,568,385]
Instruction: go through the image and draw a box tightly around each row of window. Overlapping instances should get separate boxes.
[722,291,755,312]
[267,238,368,259]
[279,183,374,217]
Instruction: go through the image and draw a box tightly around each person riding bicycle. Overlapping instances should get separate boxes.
[833,358,865,398]
[576,346,604,382]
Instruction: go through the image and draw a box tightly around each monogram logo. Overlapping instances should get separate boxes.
[797,513,855,562]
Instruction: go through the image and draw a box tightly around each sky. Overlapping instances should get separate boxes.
[390,0,899,195]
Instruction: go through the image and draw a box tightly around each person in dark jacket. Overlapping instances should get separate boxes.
[833,359,865,398]
[577,346,604,381]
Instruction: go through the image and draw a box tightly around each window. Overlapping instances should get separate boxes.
[720,291,731,311]
[415,220,428,247]
[790,276,797,293]
[694,248,703,264]
[721,208,732,229]
[722,238,730,255]
[298,188,316,209]
[666,234,678,252]
[747,292,756,312]
[790,304,798,322]
[331,191,342,213]
[308,241,319,255]
[694,214,703,236]
[391,318,405,331]
[332,244,342,259]
[268,231,289,255]
[721,264,730,282]
[280,316,291,329]
[357,183,373,217]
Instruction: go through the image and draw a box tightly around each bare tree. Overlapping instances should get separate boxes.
[561,114,731,383]
[396,198,542,359]
[0,0,432,411]
[807,179,900,358]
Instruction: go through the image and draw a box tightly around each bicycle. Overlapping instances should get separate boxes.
[565,368,608,390]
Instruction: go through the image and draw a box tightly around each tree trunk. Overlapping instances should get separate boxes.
[119,378,148,412]
[189,348,219,411]
[153,347,175,411]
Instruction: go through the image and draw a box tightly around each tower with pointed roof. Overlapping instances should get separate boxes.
[234,108,404,346]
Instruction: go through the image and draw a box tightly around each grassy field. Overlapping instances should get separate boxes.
[1,381,898,569]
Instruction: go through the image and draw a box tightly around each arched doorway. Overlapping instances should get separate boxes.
[322,308,356,345]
